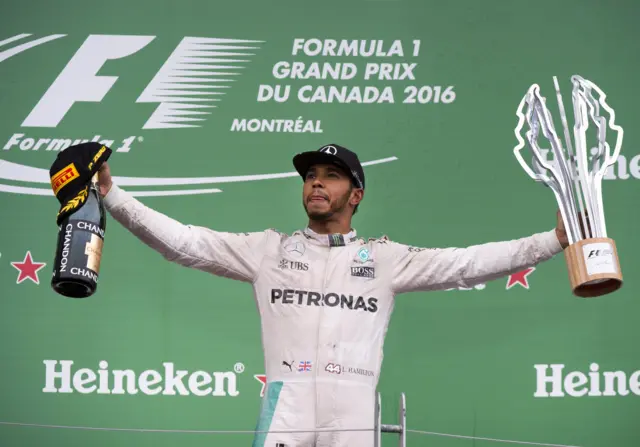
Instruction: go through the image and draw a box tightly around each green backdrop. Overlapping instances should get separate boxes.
[1,0,638,446]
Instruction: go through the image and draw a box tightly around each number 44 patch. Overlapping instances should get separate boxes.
[325,363,342,374]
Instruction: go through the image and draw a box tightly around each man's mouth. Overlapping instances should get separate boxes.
[309,194,328,202]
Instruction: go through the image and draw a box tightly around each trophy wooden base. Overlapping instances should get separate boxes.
[564,237,623,298]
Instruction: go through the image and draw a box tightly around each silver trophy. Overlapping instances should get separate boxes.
[513,75,623,297]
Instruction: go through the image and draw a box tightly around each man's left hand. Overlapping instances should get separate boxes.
[555,209,570,249]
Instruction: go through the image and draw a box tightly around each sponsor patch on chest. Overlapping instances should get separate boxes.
[278,259,309,271]
[351,266,375,278]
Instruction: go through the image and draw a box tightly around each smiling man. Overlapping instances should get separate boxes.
[97,143,569,447]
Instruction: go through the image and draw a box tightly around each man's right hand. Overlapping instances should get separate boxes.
[97,162,113,197]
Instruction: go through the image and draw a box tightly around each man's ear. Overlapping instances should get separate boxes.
[350,188,364,206]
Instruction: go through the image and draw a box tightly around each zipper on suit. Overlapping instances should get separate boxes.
[314,243,333,443]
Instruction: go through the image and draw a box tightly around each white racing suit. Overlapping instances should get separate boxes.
[103,185,564,447]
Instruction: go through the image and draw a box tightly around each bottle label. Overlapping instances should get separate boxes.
[72,220,104,274]
[72,220,105,239]
[84,233,103,272]
[57,222,75,275]
[53,219,105,284]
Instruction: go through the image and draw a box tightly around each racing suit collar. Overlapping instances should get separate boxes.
[300,227,359,247]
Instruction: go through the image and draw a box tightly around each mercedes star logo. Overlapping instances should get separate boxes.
[320,145,337,155]
[284,240,305,256]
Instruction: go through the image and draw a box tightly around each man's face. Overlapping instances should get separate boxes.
[302,164,359,220]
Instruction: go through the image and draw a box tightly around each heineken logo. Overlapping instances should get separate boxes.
[534,363,640,398]
[42,360,243,397]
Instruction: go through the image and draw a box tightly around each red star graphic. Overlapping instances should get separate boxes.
[254,374,267,397]
[11,251,47,285]
[506,267,536,290]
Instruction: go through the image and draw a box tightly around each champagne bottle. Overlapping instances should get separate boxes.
[51,173,106,298]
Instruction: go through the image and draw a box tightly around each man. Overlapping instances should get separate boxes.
[97,143,569,447]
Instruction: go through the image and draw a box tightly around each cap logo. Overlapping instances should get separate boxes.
[57,186,88,218]
[51,163,80,195]
[320,145,337,155]
[88,145,107,170]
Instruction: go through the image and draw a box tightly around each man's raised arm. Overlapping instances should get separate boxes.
[389,229,564,294]
[99,164,269,283]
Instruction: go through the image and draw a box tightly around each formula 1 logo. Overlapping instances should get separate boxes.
[5,33,264,130]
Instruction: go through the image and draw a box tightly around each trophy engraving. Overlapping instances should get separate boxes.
[514,75,623,297]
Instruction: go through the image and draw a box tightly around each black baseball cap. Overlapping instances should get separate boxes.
[49,142,112,225]
[292,143,365,190]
